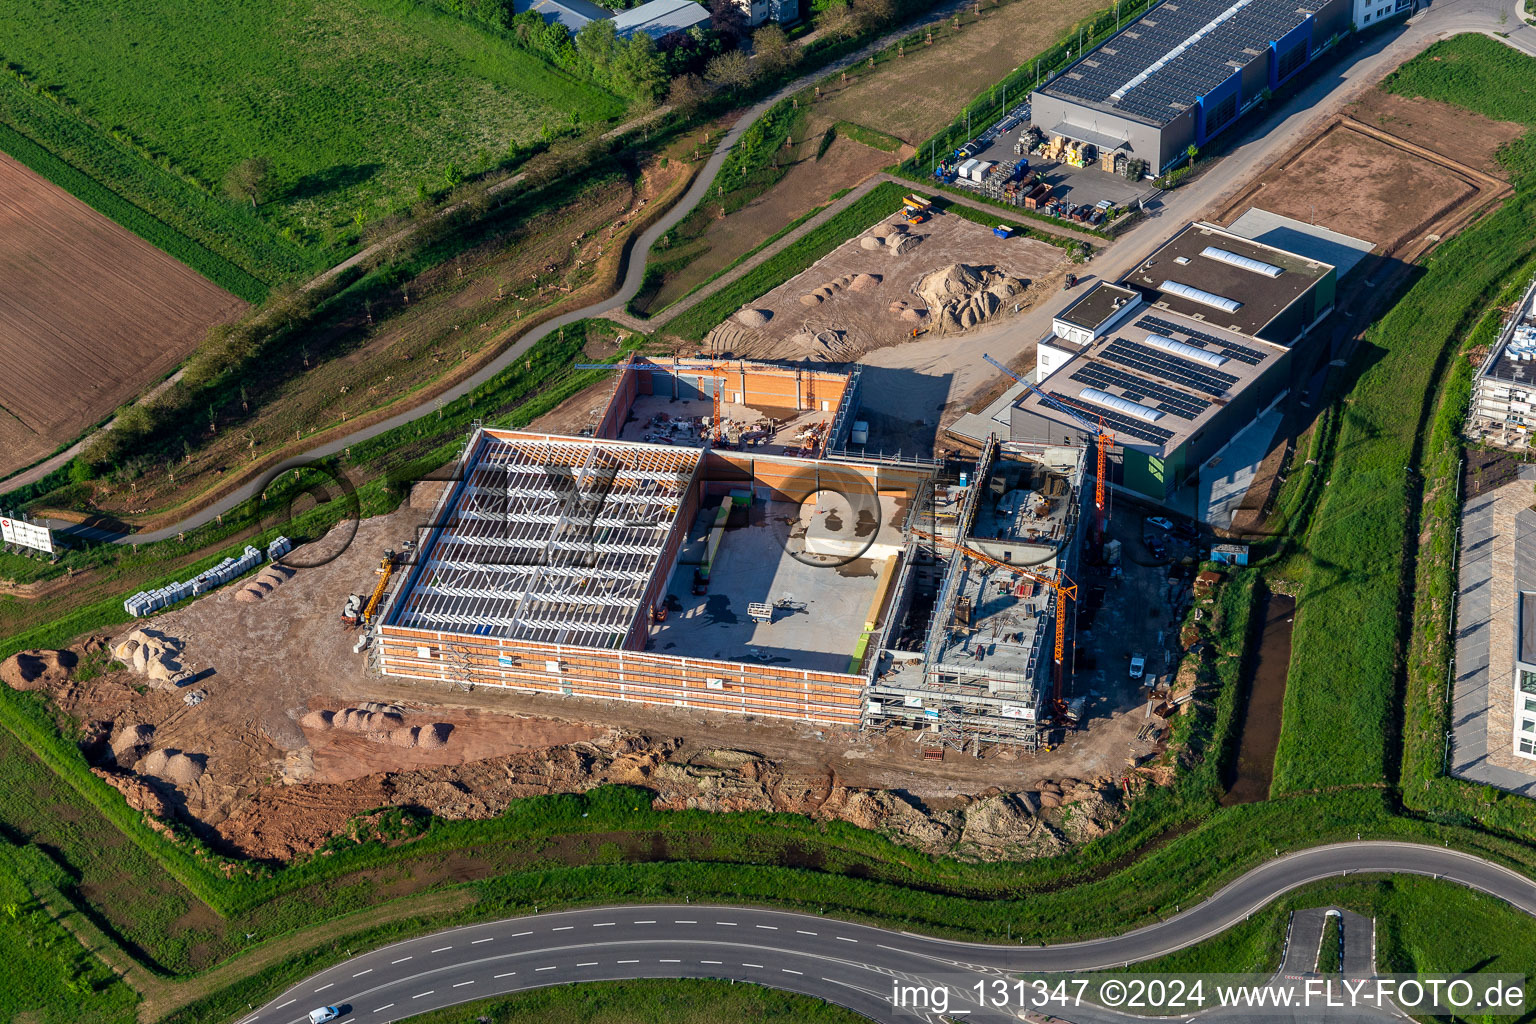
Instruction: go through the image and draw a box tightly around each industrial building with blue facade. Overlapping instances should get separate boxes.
[1029,0,1354,174]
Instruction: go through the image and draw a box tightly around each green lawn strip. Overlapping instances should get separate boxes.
[0,841,140,1024]
[0,80,300,293]
[1316,911,1342,973]
[357,979,868,1024]
[1112,875,1536,996]
[1275,34,1536,795]
[829,120,904,153]
[0,121,268,302]
[1273,191,1536,793]
[663,181,908,340]
[934,194,1093,251]
[0,0,622,257]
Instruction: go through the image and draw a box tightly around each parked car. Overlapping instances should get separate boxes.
[1146,516,1174,531]
[1129,655,1146,680]
[1173,521,1199,542]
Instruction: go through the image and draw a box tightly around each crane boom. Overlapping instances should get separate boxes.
[913,529,1077,720]
[982,352,1114,541]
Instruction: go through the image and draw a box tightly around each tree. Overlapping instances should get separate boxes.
[223,157,270,208]
[710,0,749,44]
[1186,143,1199,164]
[614,31,668,101]
[752,23,795,74]
[705,49,757,90]
[575,18,620,69]
[852,0,893,30]
[818,0,858,38]
[668,73,708,111]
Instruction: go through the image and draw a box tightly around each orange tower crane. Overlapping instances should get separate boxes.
[913,529,1078,719]
[982,353,1114,542]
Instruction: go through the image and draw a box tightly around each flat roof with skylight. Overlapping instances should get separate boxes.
[1124,222,1334,341]
[1056,283,1142,332]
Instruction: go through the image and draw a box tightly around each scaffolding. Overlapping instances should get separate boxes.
[386,431,700,648]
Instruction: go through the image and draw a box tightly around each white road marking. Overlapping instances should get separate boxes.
[836,936,858,943]
[511,931,532,937]
[453,980,475,987]
[617,959,639,964]
[431,946,453,953]
[472,938,493,945]
[592,922,615,928]
[536,966,557,972]
[716,921,737,926]
[552,926,574,932]
[412,990,434,999]
[374,1004,394,1013]
[578,962,599,967]
[633,920,656,925]
[674,920,697,924]
[755,925,778,930]
[276,1000,296,1010]
[391,956,413,964]
[315,983,334,992]
[701,960,722,965]
[494,972,517,979]
[797,930,818,936]
[782,969,803,975]
[354,968,373,977]
[743,963,764,969]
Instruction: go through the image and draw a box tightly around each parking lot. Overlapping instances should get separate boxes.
[1069,498,1205,721]
[928,103,1158,222]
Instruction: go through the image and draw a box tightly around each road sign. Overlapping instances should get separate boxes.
[0,515,52,554]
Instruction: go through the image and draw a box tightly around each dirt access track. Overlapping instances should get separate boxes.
[1213,112,1515,260]
[26,504,1159,861]
[0,153,245,477]
[705,210,1071,363]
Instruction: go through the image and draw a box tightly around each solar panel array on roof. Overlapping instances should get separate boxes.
[1136,316,1266,365]
[1048,391,1175,445]
[1101,338,1236,397]
[1070,362,1211,420]
[1044,0,1319,126]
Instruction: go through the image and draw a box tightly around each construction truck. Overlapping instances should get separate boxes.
[902,193,932,224]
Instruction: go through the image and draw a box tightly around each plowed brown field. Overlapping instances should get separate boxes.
[0,153,244,476]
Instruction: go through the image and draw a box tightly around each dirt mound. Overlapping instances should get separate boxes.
[1,649,75,691]
[915,263,1026,334]
[109,724,155,766]
[859,235,883,250]
[849,273,882,291]
[735,308,772,328]
[92,767,174,818]
[888,234,922,254]
[139,749,206,788]
[417,723,452,749]
[116,629,192,688]
[303,707,406,732]
[799,293,824,305]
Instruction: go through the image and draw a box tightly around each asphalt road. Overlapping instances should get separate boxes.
[50,0,1536,547]
[235,841,1536,1024]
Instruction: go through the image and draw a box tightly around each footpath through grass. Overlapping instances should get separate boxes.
[1272,35,1536,794]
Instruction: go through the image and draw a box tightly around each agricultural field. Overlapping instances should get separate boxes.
[0,0,624,268]
[18,143,699,530]
[0,153,246,480]
[1272,36,1536,793]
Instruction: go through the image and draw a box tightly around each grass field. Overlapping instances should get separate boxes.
[1271,36,1536,794]
[0,0,624,271]
[374,980,867,1024]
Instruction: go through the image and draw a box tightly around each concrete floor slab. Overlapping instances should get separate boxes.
[648,500,889,673]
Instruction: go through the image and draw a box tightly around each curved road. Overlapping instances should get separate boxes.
[235,842,1536,1024]
[55,0,1535,547]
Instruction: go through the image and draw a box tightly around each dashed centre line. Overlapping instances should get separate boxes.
[536,966,557,972]
[412,990,435,999]
[471,937,494,944]
[391,956,413,964]
[756,924,778,930]
[374,1004,394,1013]
[353,968,373,977]
[314,983,333,993]
[494,972,517,979]
[552,926,574,932]
[453,980,475,987]
[431,945,453,952]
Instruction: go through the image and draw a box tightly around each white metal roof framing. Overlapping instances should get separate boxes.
[394,433,699,647]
